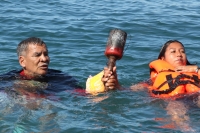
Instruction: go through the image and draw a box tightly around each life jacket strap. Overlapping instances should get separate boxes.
[152,74,200,95]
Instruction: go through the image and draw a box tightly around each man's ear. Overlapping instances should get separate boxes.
[161,57,164,60]
[19,56,26,68]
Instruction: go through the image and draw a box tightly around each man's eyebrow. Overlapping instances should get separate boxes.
[33,51,42,55]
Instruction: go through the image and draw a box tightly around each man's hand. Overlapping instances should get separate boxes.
[101,66,119,90]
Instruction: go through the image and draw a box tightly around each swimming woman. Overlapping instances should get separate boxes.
[148,40,200,98]
[146,40,200,131]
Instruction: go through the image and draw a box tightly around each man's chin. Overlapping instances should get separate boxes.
[33,69,48,77]
[39,70,48,76]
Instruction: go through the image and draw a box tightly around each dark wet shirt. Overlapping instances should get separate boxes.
[0,69,84,96]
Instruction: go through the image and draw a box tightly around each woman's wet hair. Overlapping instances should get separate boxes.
[158,40,191,65]
[17,37,46,57]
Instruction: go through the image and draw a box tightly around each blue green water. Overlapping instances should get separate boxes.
[1,0,200,132]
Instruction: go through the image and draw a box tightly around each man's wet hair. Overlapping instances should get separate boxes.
[17,37,46,57]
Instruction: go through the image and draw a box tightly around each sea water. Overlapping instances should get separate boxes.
[0,0,200,132]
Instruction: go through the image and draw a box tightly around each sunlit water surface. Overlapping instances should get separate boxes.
[1,0,200,132]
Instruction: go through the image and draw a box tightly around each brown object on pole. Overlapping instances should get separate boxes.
[104,29,127,90]
[104,29,127,71]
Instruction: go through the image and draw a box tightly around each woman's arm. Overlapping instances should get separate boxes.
[175,65,200,75]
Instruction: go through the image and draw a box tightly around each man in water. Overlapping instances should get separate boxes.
[14,37,117,96]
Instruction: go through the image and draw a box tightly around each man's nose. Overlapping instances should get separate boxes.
[41,54,49,62]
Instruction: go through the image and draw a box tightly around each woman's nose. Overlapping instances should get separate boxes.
[176,51,182,57]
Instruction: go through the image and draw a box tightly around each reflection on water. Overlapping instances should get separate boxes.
[0,69,83,132]
[1,79,200,132]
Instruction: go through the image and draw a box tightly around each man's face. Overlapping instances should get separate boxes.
[19,44,50,77]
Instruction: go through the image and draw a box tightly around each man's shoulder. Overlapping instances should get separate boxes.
[47,69,71,78]
[46,69,82,91]
[0,70,20,80]
[46,69,77,82]
[48,69,62,73]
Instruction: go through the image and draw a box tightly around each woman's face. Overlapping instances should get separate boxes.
[161,42,187,67]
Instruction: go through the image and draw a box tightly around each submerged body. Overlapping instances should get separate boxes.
[146,40,200,131]
[0,69,83,99]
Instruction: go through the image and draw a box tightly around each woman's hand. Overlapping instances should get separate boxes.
[101,66,119,90]
[175,65,198,73]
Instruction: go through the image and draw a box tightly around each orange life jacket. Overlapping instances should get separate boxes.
[148,59,200,98]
